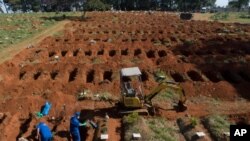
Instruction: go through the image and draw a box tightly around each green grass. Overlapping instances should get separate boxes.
[146,118,179,141]
[0,12,76,49]
[210,12,250,23]
[153,86,181,103]
[123,114,179,141]
[203,115,231,140]
[211,12,229,21]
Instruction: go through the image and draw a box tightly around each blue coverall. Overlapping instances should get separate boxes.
[36,122,52,141]
[70,113,86,141]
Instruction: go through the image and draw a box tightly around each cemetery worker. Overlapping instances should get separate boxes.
[36,122,53,141]
[70,112,87,141]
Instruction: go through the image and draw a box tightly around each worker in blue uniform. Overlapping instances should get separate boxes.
[36,122,52,141]
[70,112,87,141]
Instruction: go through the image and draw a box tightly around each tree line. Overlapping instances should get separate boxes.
[1,0,249,13]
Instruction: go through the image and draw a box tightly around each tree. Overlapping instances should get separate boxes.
[3,0,21,12]
[0,0,9,13]
[85,0,110,11]
[229,0,249,11]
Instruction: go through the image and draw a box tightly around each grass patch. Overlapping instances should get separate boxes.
[92,57,104,64]
[152,84,181,103]
[210,12,250,23]
[183,39,195,47]
[211,12,229,21]
[203,115,230,141]
[0,12,77,49]
[123,114,179,141]
[146,117,179,141]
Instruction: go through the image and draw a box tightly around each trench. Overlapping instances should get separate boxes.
[158,50,167,57]
[134,49,142,56]
[97,49,104,55]
[85,50,92,56]
[16,113,32,140]
[122,39,128,42]
[49,51,56,57]
[50,70,59,80]
[121,49,128,56]
[109,50,116,57]
[238,71,250,82]
[141,71,149,82]
[171,72,185,82]
[19,71,26,80]
[187,70,204,81]
[146,50,155,58]
[68,68,78,82]
[34,71,42,80]
[221,70,241,83]
[87,70,95,83]
[0,114,6,124]
[103,71,113,81]
[180,50,192,57]
[35,50,41,54]
[73,49,80,57]
[203,71,221,83]
[61,50,68,57]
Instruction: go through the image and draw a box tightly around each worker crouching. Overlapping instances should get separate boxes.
[70,112,87,141]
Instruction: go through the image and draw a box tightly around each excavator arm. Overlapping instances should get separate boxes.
[144,81,187,111]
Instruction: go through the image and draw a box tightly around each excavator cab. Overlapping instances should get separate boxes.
[120,67,144,108]
[119,67,187,115]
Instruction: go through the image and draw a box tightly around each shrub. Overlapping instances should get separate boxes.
[85,0,110,11]
[190,117,198,127]
[123,112,139,125]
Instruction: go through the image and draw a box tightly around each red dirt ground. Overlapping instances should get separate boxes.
[0,12,250,141]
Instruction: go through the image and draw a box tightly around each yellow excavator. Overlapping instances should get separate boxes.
[119,67,187,115]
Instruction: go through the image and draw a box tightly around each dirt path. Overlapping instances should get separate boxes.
[0,20,70,64]
[193,13,213,21]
